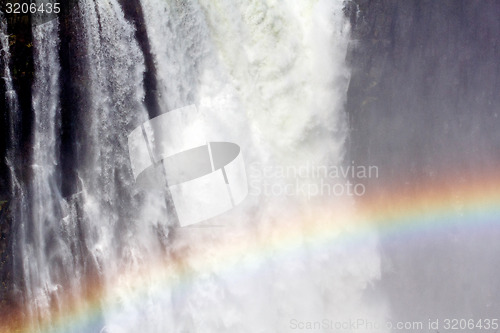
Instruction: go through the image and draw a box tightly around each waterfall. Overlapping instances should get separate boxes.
[4,1,153,330]
[21,18,64,329]
[128,1,385,332]
[72,0,150,270]
[1,14,20,193]
[1,1,386,332]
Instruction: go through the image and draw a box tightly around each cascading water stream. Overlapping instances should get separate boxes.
[1,14,21,197]
[2,1,387,332]
[21,18,64,329]
[72,0,150,270]
[1,14,18,139]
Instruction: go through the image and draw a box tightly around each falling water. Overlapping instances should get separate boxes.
[2,1,387,332]
[1,14,20,192]
[1,14,18,136]
[19,18,64,330]
[71,0,150,275]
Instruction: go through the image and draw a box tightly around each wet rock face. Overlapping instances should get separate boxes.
[0,14,34,201]
[1,2,157,199]
[0,201,13,318]
[0,201,9,266]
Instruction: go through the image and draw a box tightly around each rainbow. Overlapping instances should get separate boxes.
[1,171,499,333]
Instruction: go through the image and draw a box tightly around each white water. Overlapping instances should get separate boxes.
[121,1,386,332]
[23,19,64,329]
[1,14,21,188]
[1,15,18,127]
[9,1,386,332]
